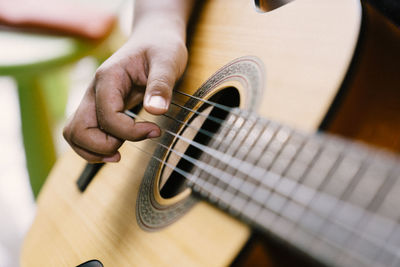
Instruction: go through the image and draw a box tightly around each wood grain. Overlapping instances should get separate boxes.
[325,3,400,153]
[22,145,250,266]
[21,0,362,266]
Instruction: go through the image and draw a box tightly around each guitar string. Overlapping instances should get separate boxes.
[150,140,399,263]
[369,170,400,266]
[127,140,396,267]
[142,95,398,238]
[169,91,400,264]
[192,115,265,207]
[170,95,248,187]
[166,90,399,219]
[124,110,400,263]
[322,155,396,266]
[141,90,400,226]
[127,141,372,266]
[173,89,235,114]
[170,101,226,125]
[127,91,399,262]
[343,164,400,267]
[168,97,400,265]
[130,92,399,227]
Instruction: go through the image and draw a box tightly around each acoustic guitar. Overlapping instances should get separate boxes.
[21,0,400,266]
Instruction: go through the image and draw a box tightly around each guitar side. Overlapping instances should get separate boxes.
[21,0,364,266]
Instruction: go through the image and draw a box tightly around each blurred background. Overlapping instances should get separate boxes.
[0,0,133,266]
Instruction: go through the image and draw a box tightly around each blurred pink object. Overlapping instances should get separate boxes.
[0,0,116,40]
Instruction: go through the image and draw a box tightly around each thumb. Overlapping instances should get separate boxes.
[143,58,177,115]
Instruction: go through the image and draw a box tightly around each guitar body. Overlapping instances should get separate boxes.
[21,0,400,266]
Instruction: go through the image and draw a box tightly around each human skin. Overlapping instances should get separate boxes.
[63,0,195,163]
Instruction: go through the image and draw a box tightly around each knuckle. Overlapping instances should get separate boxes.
[68,129,80,145]
[100,138,121,155]
[95,66,124,82]
[126,52,145,65]
[95,106,112,130]
[96,115,112,134]
[174,40,188,56]
[94,67,108,81]
[148,77,171,90]
[62,125,70,140]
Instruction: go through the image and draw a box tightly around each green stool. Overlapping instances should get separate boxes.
[0,31,117,198]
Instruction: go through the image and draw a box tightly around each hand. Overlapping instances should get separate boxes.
[63,17,188,163]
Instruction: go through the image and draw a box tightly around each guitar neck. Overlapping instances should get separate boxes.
[186,108,400,267]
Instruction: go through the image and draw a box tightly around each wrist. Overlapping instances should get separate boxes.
[129,14,187,49]
[132,0,193,42]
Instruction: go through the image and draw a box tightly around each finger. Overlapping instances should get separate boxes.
[143,57,177,115]
[124,85,145,110]
[68,125,123,156]
[63,90,124,156]
[143,43,188,115]
[94,68,161,141]
[64,123,121,163]
[69,142,121,163]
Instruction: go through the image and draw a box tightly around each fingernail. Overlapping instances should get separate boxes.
[147,129,161,138]
[147,95,168,110]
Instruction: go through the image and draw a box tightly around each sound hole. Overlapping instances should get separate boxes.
[159,87,240,199]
